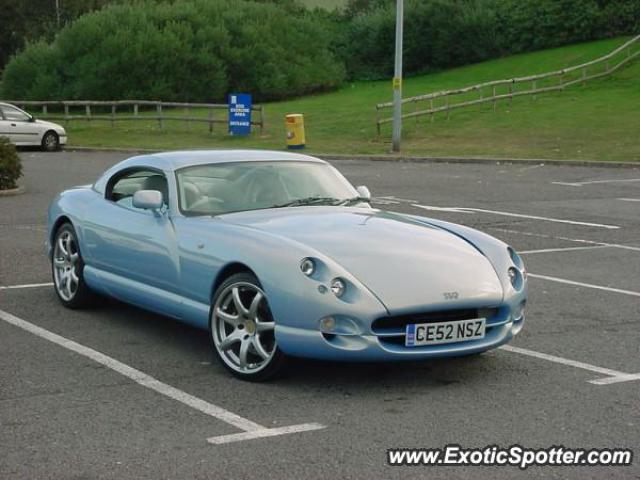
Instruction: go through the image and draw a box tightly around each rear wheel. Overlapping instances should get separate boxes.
[51,223,94,308]
[41,131,59,151]
[210,272,286,381]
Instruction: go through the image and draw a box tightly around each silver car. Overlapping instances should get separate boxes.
[0,102,67,151]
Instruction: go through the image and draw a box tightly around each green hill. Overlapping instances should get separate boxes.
[299,0,346,8]
[47,37,640,162]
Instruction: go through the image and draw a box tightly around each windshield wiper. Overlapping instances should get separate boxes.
[270,196,342,208]
[337,196,370,206]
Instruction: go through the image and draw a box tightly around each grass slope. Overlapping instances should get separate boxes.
[298,0,346,9]
[50,37,639,161]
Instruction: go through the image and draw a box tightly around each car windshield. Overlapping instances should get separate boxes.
[176,161,361,216]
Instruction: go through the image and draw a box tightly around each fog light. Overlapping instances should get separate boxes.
[300,257,315,276]
[319,316,336,332]
[508,267,518,287]
[330,278,346,297]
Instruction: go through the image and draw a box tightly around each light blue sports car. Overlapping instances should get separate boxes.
[47,150,527,380]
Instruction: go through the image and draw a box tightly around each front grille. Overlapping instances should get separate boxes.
[372,307,500,334]
[372,306,508,350]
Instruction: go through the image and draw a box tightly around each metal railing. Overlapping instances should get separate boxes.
[376,35,640,135]
[3,100,265,134]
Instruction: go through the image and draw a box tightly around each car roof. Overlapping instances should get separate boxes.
[121,149,326,171]
[93,149,328,193]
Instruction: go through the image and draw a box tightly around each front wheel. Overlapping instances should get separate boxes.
[41,131,59,151]
[210,272,286,381]
[51,223,94,308]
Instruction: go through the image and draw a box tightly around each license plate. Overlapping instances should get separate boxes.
[405,318,486,347]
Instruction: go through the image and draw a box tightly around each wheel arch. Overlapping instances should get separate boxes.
[210,262,258,300]
[42,129,58,141]
[50,215,73,258]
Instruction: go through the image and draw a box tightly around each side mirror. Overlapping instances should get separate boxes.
[356,185,371,201]
[29,115,36,123]
[133,190,164,210]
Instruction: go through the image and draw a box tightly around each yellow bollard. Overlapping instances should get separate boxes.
[285,114,305,149]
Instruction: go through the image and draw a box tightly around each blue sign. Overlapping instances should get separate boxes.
[228,93,252,135]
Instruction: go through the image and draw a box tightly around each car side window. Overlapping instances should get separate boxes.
[106,169,169,210]
[1,106,30,122]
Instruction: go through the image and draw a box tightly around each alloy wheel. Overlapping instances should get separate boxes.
[53,230,80,301]
[212,282,277,374]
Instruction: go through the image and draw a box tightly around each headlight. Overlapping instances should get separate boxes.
[300,257,315,276]
[330,278,346,297]
[508,246,524,270]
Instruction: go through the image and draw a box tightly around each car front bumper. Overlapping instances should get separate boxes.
[275,300,526,362]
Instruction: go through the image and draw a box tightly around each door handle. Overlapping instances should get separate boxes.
[11,123,16,127]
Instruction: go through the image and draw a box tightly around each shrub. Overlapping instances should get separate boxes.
[340,0,640,80]
[0,137,23,190]
[1,0,345,102]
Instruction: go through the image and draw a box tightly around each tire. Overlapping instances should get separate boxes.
[41,131,59,152]
[210,272,286,381]
[51,223,95,308]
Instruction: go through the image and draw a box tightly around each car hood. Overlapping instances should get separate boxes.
[219,207,504,313]
[35,119,65,132]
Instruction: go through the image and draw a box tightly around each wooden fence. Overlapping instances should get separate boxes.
[3,100,264,134]
[376,35,640,135]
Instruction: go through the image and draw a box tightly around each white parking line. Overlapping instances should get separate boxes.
[500,345,640,385]
[491,228,640,253]
[413,205,620,229]
[528,273,640,298]
[208,423,326,445]
[553,178,640,187]
[0,282,54,290]
[0,308,325,444]
[618,198,640,202]
[519,245,609,255]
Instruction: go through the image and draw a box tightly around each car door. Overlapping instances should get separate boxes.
[82,168,183,317]
[0,105,40,145]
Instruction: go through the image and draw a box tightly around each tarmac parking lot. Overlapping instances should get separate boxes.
[1,150,639,479]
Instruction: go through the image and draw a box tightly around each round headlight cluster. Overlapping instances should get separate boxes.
[508,247,524,270]
[330,278,346,297]
[507,246,526,289]
[300,257,315,276]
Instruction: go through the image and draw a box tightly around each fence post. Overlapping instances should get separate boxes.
[532,80,537,101]
[157,102,163,130]
[64,103,69,126]
[134,104,138,116]
[209,108,214,134]
[445,97,450,121]
[259,106,264,135]
[86,104,91,122]
[582,67,587,86]
[111,104,116,127]
[492,86,497,112]
[414,99,418,125]
[185,107,189,129]
[375,107,381,138]
[429,99,434,122]
[43,105,47,115]
[508,82,513,107]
